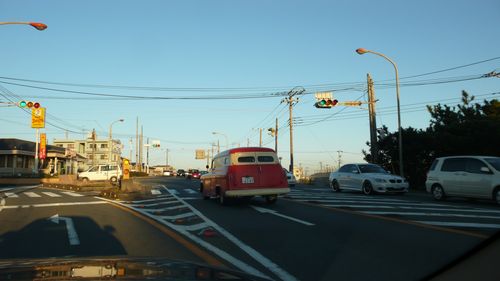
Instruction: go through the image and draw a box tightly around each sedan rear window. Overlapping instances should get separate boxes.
[238,156,255,163]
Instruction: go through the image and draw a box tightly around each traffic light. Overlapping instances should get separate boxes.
[268,128,276,136]
[314,98,338,108]
[18,100,41,109]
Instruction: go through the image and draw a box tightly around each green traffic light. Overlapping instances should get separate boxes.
[19,100,27,108]
[319,99,326,105]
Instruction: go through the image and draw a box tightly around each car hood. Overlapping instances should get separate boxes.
[0,257,270,281]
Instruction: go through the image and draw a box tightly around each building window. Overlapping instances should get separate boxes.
[100,155,108,160]
[88,144,96,149]
[101,144,108,149]
[16,156,23,168]
[6,156,13,168]
[0,155,5,167]
[67,144,75,149]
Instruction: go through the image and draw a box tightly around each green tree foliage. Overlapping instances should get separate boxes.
[363,91,499,189]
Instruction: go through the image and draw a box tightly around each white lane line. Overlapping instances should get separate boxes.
[4,192,19,198]
[184,189,197,194]
[97,196,270,280]
[130,200,180,207]
[24,192,41,198]
[1,201,107,209]
[61,191,84,197]
[324,204,500,214]
[179,197,201,200]
[130,195,173,203]
[361,211,500,220]
[162,185,299,281]
[151,189,162,195]
[181,222,210,231]
[414,220,500,229]
[140,204,187,212]
[158,212,196,220]
[251,206,315,226]
[311,199,450,207]
[49,214,80,245]
[42,192,62,197]
[0,188,14,192]
[169,189,179,195]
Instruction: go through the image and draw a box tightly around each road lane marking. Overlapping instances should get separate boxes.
[251,206,315,226]
[162,185,298,281]
[1,201,107,209]
[169,189,179,195]
[141,204,187,212]
[42,192,62,197]
[302,199,453,207]
[49,214,80,245]
[4,192,19,198]
[185,189,197,194]
[130,195,173,203]
[151,189,162,195]
[322,204,500,214]
[361,211,500,220]
[414,221,500,229]
[182,222,210,231]
[23,192,41,198]
[131,200,180,207]
[61,191,84,197]
[284,198,488,239]
[158,212,196,221]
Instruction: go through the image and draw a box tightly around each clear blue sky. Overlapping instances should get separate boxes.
[1,0,499,173]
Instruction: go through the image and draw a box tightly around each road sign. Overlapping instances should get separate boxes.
[40,133,47,160]
[195,149,206,159]
[31,107,46,128]
[340,101,363,106]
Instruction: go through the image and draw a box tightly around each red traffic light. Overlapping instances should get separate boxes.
[33,102,41,109]
[332,99,338,106]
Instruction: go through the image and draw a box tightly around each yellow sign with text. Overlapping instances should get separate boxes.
[31,107,46,128]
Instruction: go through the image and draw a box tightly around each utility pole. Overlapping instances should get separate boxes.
[259,128,262,147]
[275,117,278,153]
[337,150,343,169]
[247,138,250,147]
[129,138,132,162]
[135,117,139,170]
[217,140,220,154]
[92,129,96,167]
[146,137,150,174]
[282,87,305,173]
[166,149,169,167]
[367,73,379,163]
[139,125,143,172]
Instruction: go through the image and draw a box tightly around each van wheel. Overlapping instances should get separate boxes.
[81,177,89,183]
[432,185,445,201]
[265,195,278,204]
[110,176,118,184]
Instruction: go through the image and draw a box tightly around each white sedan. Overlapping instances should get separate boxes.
[328,163,408,195]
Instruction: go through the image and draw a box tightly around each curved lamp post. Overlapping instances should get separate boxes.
[356,48,404,177]
[109,119,124,164]
[0,22,47,30]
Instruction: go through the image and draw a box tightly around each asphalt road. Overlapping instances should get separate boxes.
[1,179,499,281]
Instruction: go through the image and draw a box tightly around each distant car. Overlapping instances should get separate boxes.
[329,163,408,195]
[163,170,173,177]
[78,164,122,184]
[283,169,297,187]
[186,169,200,179]
[176,169,186,177]
[426,156,500,204]
[200,171,208,177]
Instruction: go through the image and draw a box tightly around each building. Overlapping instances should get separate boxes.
[0,138,86,177]
[53,135,122,168]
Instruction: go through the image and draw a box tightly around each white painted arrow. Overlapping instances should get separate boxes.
[251,206,315,226]
[49,214,80,245]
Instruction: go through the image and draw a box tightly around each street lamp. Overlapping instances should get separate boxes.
[356,48,404,177]
[212,131,229,151]
[0,22,47,30]
[109,119,124,165]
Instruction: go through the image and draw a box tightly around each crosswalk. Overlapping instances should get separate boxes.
[150,187,200,199]
[284,189,500,233]
[1,190,85,199]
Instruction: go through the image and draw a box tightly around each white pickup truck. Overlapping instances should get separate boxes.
[78,164,122,184]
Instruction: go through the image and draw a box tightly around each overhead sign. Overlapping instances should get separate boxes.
[40,133,47,160]
[195,149,206,159]
[31,107,46,128]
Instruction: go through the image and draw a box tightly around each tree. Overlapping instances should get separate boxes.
[363,91,499,189]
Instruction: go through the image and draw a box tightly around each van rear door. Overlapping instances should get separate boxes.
[255,152,286,187]
[230,152,260,189]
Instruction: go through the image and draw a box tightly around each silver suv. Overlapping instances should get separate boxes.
[425,156,500,204]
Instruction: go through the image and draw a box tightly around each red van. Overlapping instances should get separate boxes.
[200,147,290,204]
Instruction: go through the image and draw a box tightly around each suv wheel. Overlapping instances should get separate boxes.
[432,185,445,201]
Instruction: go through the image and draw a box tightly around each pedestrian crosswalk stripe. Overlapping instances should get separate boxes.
[185,189,197,194]
[61,191,84,197]
[151,189,162,195]
[4,192,18,198]
[24,192,41,198]
[41,192,62,197]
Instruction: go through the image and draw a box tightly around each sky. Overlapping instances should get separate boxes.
[1,0,499,173]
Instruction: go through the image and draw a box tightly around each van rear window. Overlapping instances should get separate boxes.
[257,156,274,162]
[238,156,255,163]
